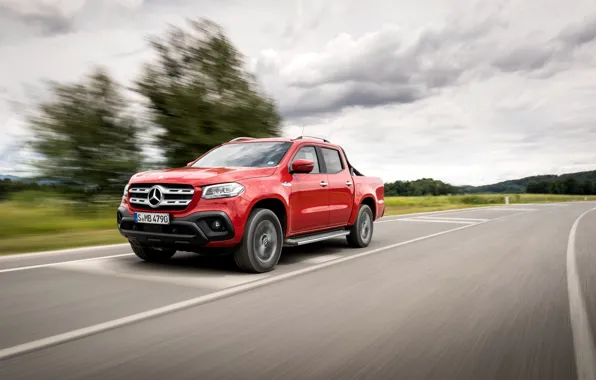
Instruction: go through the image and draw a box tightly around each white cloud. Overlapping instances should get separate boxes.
[0,0,595,186]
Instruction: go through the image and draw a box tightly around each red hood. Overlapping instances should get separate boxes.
[130,166,277,185]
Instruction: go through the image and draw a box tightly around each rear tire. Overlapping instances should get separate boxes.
[347,204,374,248]
[130,240,176,262]
[233,208,283,273]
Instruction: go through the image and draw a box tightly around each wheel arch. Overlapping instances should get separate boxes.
[360,196,377,219]
[348,195,377,225]
[248,196,289,236]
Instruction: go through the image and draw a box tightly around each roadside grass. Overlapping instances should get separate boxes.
[0,230,126,255]
[0,191,122,254]
[382,194,596,215]
[0,192,594,254]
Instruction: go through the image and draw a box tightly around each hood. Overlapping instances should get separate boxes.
[130,166,277,185]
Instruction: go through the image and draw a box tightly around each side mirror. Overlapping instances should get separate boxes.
[291,159,314,174]
[186,161,194,167]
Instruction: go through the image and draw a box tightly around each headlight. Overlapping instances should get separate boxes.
[202,182,245,199]
[123,184,129,196]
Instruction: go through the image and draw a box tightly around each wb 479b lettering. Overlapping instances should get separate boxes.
[117,136,385,273]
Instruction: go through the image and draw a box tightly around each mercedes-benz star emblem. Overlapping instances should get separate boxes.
[148,186,164,208]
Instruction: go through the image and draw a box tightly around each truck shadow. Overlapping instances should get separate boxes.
[132,238,350,274]
[277,238,349,265]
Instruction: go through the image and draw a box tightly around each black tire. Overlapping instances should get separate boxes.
[233,208,283,273]
[347,204,374,248]
[130,240,176,262]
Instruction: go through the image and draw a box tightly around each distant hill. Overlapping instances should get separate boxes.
[0,175,21,181]
[0,175,79,185]
[458,170,596,193]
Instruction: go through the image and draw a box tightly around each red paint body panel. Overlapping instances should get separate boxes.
[119,138,385,247]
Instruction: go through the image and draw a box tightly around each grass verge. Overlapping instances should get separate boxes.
[0,230,126,255]
[382,194,596,215]
[383,204,490,216]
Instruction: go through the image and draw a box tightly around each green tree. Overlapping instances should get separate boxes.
[29,67,142,196]
[0,179,11,200]
[384,178,454,196]
[564,177,581,195]
[581,180,594,195]
[136,18,282,168]
[526,180,552,194]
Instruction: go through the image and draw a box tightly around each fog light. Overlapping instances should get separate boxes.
[212,220,222,230]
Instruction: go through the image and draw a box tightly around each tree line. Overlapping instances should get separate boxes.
[384,178,455,196]
[384,177,596,196]
[23,18,280,200]
[526,178,596,195]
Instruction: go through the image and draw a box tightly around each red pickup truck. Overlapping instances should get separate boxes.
[117,136,385,273]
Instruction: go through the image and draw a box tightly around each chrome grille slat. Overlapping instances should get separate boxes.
[130,197,149,205]
[162,188,194,195]
[130,187,194,195]
[163,200,192,205]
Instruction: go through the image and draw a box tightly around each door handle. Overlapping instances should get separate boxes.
[345,181,353,186]
[320,181,328,187]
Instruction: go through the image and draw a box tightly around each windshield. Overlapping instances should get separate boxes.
[191,142,293,168]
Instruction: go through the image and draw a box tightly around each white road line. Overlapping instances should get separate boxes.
[0,244,129,261]
[300,254,344,264]
[383,218,477,225]
[567,207,596,380]
[415,216,490,222]
[376,206,497,221]
[0,221,486,360]
[476,207,537,212]
[0,253,134,274]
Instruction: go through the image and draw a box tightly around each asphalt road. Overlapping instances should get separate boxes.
[1,203,596,380]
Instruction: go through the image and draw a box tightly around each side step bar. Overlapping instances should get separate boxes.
[284,230,350,247]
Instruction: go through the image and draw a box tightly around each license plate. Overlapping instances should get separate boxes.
[134,212,170,225]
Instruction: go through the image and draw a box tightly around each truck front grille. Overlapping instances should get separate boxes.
[129,184,195,210]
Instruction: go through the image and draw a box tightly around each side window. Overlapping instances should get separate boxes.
[292,146,320,174]
[321,148,344,174]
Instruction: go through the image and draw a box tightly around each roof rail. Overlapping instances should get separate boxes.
[292,135,330,143]
[229,137,255,142]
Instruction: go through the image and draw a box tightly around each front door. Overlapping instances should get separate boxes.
[288,145,330,234]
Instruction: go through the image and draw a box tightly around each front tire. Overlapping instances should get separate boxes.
[347,204,374,248]
[130,240,176,262]
[233,208,283,273]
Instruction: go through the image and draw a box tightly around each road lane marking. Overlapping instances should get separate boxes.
[415,216,489,222]
[375,207,498,221]
[382,218,478,225]
[0,253,134,274]
[567,207,596,380]
[0,244,129,260]
[0,221,487,360]
[300,254,344,264]
[476,207,537,212]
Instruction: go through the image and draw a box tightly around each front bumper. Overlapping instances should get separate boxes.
[117,207,235,247]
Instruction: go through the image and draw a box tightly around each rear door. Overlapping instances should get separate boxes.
[320,146,355,227]
[288,145,330,234]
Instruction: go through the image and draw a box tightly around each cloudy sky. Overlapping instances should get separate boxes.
[1,0,595,185]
